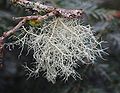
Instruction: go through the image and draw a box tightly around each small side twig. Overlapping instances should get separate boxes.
[0,11,54,66]
[0,18,26,68]
[13,11,54,21]
[1,11,55,41]
[3,19,26,39]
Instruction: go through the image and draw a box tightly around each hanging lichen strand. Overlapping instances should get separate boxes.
[13,17,104,83]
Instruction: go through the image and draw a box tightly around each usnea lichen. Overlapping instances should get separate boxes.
[12,18,105,83]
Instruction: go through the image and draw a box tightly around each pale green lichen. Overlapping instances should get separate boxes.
[13,18,105,83]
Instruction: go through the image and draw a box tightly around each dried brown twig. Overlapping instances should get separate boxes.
[0,0,84,69]
[14,0,84,18]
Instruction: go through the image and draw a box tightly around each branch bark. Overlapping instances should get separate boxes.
[14,0,84,18]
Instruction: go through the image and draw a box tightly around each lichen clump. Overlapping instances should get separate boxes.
[14,18,104,83]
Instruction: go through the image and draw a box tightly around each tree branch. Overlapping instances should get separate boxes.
[3,19,26,39]
[0,11,54,66]
[0,11,55,43]
[0,0,85,67]
[14,0,84,18]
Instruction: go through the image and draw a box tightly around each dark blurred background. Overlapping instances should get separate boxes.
[0,0,120,93]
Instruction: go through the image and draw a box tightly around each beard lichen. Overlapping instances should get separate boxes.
[13,17,105,83]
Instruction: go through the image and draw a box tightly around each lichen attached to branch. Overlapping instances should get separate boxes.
[0,0,106,83]
[14,18,105,83]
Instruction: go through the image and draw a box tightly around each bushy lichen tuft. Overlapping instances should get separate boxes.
[13,18,105,83]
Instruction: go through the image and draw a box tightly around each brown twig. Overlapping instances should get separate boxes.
[13,11,54,21]
[3,19,26,39]
[14,0,84,18]
[0,11,55,48]
[0,10,53,67]
[0,37,4,69]
[0,19,26,68]
[0,19,26,50]
[1,11,54,40]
